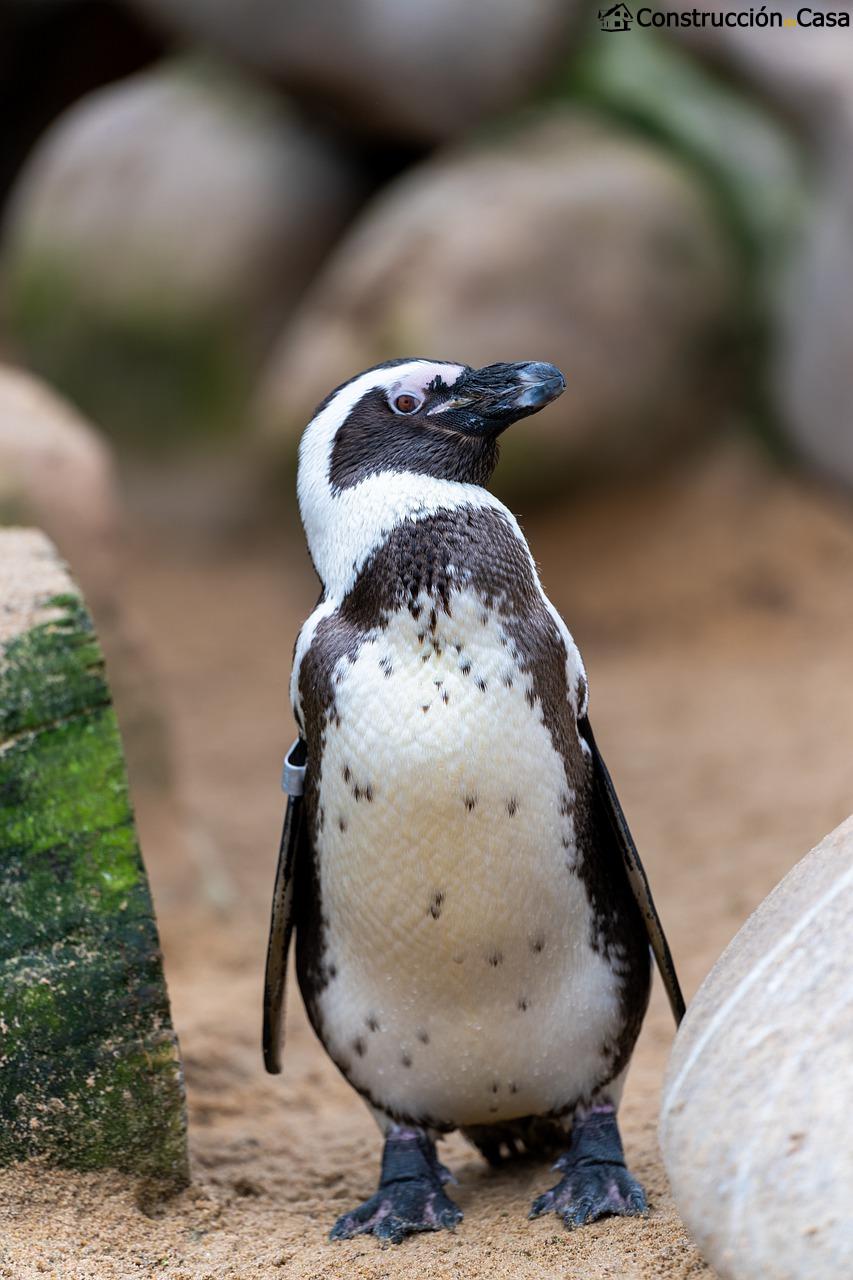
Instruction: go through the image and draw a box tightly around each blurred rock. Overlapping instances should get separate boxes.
[0,0,165,212]
[0,362,119,614]
[257,113,737,496]
[664,1,853,141]
[126,0,585,142]
[774,166,853,490]
[562,26,805,286]
[660,816,853,1280]
[0,528,188,1186]
[2,59,365,446]
[0,363,165,782]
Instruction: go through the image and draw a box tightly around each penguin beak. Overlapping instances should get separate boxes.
[436,361,566,436]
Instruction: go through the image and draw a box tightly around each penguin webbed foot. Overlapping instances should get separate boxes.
[529,1104,648,1231]
[330,1127,462,1246]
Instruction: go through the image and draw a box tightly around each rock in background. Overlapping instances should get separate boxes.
[0,0,165,213]
[659,4,853,488]
[126,0,586,142]
[660,817,853,1280]
[0,362,172,792]
[257,111,737,496]
[1,58,366,447]
[664,1,853,140]
[0,363,119,614]
[0,528,188,1184]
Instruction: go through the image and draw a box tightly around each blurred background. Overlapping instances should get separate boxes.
[2,2,853,1275]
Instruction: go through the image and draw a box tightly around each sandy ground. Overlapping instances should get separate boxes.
[3,439,853,1279]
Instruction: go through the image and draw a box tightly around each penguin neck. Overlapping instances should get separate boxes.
[302,470,513,602]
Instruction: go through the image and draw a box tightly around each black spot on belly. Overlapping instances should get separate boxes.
[530,936,545,954]
[506,797,518,817]
[429,607,438,633]
[509,1082,519,1094]
[476,678,487,692]
[411,604,422,621]
[517,996,529,1012]
[429,891,445,920]
[343,764,351,783]
[503,674,514,689]
[401,1052,412,1068]
[417,1029,430,1044]
[441,690,450,704]
[422,704,430,713]
[490,1081,499,1094]
[327,963,338,980]
[461,661,472,676]
[464,794,477,812]
[353,1036,366,1057]
[366,1014,380,1032]
[379,655,394,678]
[338,817,347,833]
[487,950,504,967]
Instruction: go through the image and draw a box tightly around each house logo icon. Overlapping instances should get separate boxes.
[598,2,633,30]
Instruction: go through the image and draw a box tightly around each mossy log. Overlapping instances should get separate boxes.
[0,529,188,1185]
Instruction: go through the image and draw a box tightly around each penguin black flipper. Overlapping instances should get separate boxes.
[579,716,686,1027]
[263,738,308,1074]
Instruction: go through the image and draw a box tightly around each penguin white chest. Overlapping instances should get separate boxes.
[311,591,621,1127]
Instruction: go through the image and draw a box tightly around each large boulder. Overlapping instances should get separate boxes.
[663,1,853,140]
[2,59,365,446]
[0,363,119,614]
[660,817,853,1280]
[774,165,853,491]
[558,25,805,291]
[0,528,188,1185]
[257,112,737,497]
[0,0,164,213]
[0,363,174,798]
[125,0,585,142]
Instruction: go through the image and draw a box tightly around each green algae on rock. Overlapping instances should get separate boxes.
[0,529,188,1186]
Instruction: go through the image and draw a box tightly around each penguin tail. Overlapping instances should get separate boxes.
[461,1116,569,1166]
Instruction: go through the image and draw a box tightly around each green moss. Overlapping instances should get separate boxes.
[4,255,252,451]
[0,591,188,1186]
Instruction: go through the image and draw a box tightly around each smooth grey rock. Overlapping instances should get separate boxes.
[660,816,853,1280]
[2,59,364,443]
[0,363,119,613]
[257,112,737,496]
[664,1,853,141]
[126,0,585,141]
[774,153,853,491]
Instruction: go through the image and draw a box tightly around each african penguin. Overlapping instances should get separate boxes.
[265,357,684,1244]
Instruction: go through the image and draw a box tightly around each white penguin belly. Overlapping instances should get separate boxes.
[312,592,621,1127]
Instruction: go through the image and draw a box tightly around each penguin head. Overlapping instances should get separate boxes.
[296,357,565,592]
[300,357,565,490]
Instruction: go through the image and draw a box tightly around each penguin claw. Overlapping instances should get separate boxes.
[530,1163,648,1231]
[329,1128,462,1244]
[330,1186,462,1245]
[529,1105,648,1232]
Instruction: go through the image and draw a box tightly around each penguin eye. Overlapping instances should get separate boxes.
[391,392,422,415]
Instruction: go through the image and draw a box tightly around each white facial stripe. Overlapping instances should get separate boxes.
[389,363,464,402]
[297,360,470,596]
